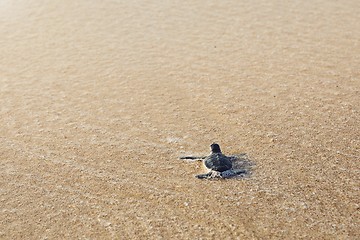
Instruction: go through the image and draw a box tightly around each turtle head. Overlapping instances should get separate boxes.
[210,143,221,153]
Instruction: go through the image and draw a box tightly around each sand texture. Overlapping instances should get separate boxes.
[0,0,359,239]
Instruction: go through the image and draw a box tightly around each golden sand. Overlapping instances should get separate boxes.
[0,0,359,239]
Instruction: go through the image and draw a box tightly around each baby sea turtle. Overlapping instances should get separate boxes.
[180,143,247,179]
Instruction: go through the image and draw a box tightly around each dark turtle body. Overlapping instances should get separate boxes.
[180,143,250,179]
[204,143,232,172]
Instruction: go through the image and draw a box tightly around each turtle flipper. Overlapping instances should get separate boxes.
[180,156,206,161]
[196,169,246,179]
[195,172,212,179]
[220,169,246,178]
[196,171,223,179]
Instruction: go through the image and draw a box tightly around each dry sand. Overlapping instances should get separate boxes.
[0,0,359,239]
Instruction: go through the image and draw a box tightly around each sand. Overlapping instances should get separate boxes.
[0,0,359,239]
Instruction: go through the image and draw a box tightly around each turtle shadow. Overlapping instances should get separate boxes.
[227,153,255,179]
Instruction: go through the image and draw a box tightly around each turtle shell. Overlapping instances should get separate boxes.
[204,153,232,172]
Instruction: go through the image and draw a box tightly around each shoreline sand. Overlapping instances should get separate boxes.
[1,0,359,238]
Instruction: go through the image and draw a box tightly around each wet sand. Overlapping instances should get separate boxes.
[0,0,359,239]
